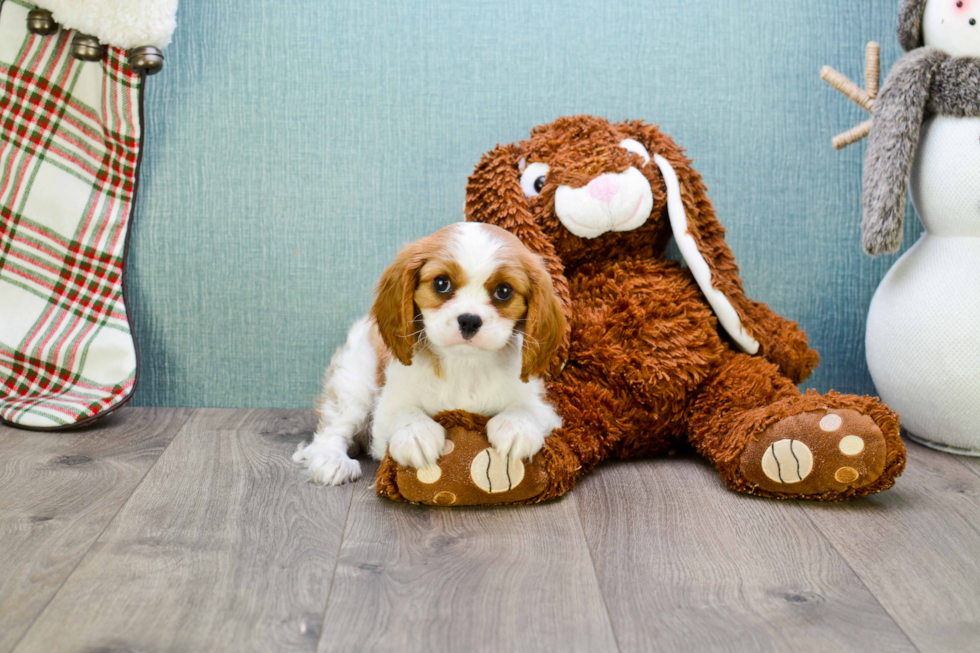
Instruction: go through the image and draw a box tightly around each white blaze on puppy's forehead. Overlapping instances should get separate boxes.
[451,222,504,288]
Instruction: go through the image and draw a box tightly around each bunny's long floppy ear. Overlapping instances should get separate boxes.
[653,153,759,355]
[625,123,761,354]
[465,143,571,376]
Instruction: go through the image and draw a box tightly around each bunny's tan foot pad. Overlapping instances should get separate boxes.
[739,408,888,498]
[376,411,548,506]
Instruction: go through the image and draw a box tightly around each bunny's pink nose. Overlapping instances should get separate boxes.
[586,174,620,204]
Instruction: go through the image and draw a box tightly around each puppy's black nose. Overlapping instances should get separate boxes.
[457,314,482,339]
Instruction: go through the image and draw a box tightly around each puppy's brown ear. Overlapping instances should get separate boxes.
[371,241,426,366]
[466,143,570,378]
[520,249,567,382]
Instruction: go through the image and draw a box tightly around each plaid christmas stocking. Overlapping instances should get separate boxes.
[0,0,175,429]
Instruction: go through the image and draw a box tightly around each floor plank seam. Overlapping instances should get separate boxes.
[313,472,357,650]
[794,502,924,653]
[573,492,624,653]
[949,454,980,481]
[8,409,196,653]
[959,509,980,543]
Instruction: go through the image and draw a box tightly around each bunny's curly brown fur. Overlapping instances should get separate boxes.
[459,115,905,501]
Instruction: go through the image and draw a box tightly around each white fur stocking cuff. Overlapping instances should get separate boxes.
[31,0,178,49]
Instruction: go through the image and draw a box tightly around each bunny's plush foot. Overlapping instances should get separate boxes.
[739,407,890,498]
[725,393,906,500]
[376,411,551,506]
[688,351,906,501]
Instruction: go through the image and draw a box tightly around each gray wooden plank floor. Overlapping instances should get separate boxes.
[800,443,980,653]
[0,408,193,653]
[576,456,917,652]
[956,454,980,480]
[320,461,617,653]
[12,409,352,653]
[2,407,978,653]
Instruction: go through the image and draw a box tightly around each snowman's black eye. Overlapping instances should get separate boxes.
[533,177,546,193]
[433,276,452,294]
[958,1,963,7]
[971,18,977,25]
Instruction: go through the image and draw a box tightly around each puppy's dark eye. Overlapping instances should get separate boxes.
[433,276,452,294]
[533,176,546,193]
[493,283,513,301]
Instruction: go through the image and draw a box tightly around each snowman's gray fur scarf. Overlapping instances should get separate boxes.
[898,0,929,51]
[863,0,980,256]
[863,50,980,255]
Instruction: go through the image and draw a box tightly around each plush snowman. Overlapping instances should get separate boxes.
[861,0,980,454]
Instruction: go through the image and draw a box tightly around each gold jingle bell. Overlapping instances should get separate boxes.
[71,33,103,61]
[26,9,58,35]
[128,46,164,75]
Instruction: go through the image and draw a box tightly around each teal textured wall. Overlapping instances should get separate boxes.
[130,0,919,408]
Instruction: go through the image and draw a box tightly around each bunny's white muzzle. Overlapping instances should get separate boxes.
[554,167,654,239]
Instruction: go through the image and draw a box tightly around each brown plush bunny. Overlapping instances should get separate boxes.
[378,115,905,503]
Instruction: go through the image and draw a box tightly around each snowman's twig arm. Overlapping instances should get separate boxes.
[833,120,873,150]
[862,47,944,256]
[821,66,875,112]
[820,42,881,149]
[866,42,881,98]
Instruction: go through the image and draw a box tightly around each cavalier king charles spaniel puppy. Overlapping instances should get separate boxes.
[293,222,565,485]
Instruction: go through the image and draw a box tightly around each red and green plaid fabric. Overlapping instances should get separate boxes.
[0,0,143,429]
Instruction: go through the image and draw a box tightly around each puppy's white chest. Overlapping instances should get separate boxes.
[420,366,516,415]
[388,352,523,417]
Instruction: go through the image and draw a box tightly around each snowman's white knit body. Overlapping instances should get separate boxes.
[866,115,980,454]
[866,0,980,455]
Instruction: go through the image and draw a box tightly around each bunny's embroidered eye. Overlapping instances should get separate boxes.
[619,139,651,166]
[520,162,550,197]
[433,276,452,294]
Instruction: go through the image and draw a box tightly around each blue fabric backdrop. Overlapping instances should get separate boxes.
[130,0,919,408]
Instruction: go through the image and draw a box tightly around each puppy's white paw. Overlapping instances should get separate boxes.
[387,418,446,469]
[294,441,362,486]
[487,412,546,461]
